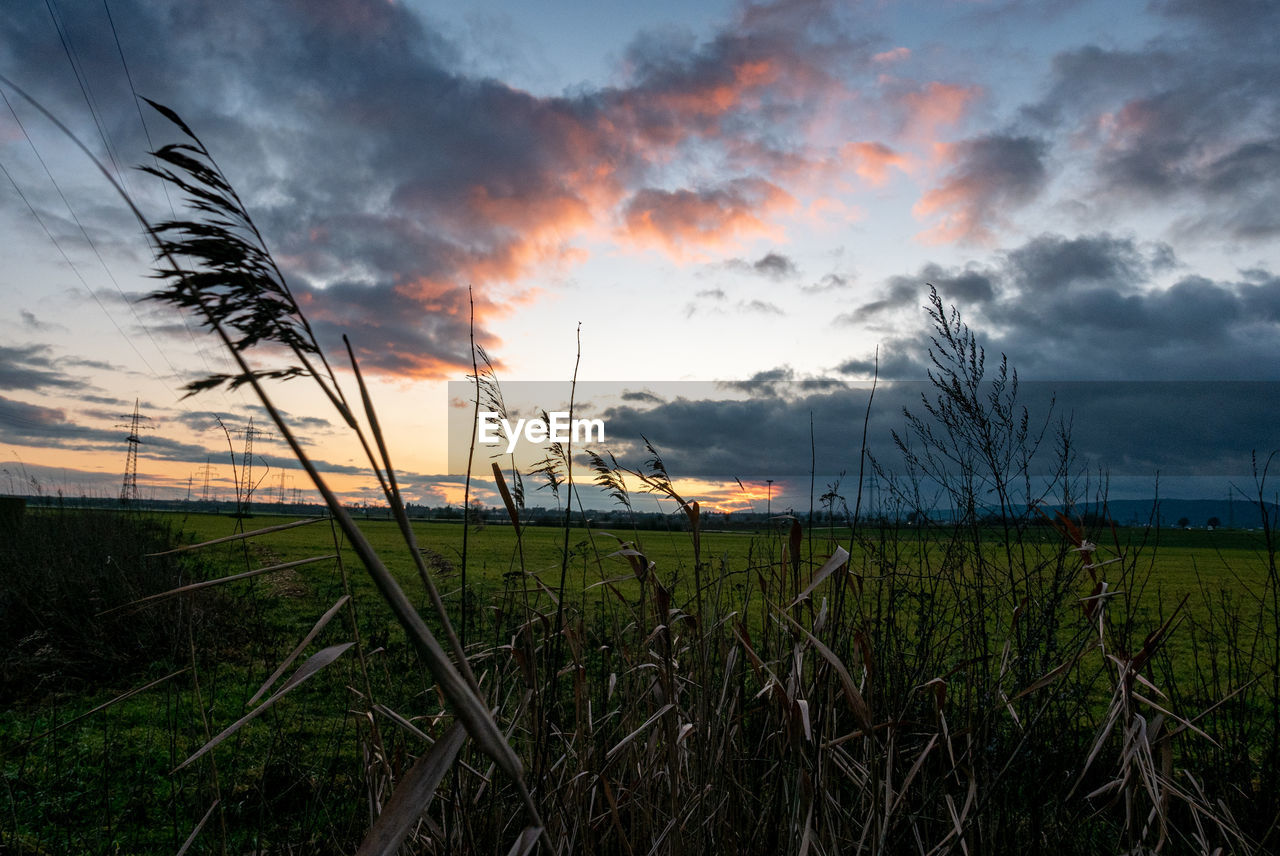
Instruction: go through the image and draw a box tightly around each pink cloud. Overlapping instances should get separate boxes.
[913,135,1048,244]
[872,46,911,65]
[840,141,914,185]
[621,179,797,259]
[890,80,982,139]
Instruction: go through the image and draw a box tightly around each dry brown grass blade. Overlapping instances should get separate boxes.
[1132,594,1190,672]
[492,462,522,535]
[1132,692,1219,745]
[889,733,939,817]
[174,642,354,772]
[248,595,350,705]
[146,516,326,556]
[504,825,542,856]
[237,382,531,794]
[175,798,220,856]
[1011,642,1097,701]
[373,703,435,743]
[98,554,337,617]
[607,547,652,582]
[20,668,188,745]
[733,621,769,681]
[599,774,636,856]
[355,721,466,856]
[1069,683,1126,798]
[607,703,675,762]
[790,546,850,607]
[776,604,873,730]
[788,518,803,579]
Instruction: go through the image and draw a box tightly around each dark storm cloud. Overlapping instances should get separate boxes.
[717,366,796,396]
[0,344,87,391]
[0,395,79,439]
[753,252,798,278]
[1149,0,1280,38]
[720,251,799,279]
[915,135,1049,243]
[621,389,665,404]
[1002,234,1171,295]
[802,272,852,294]
[594,376,1276,483]
[1023,5,1280,242]
[814,233,1280,480]
[835,263,995,323]
[844,233,1280,383]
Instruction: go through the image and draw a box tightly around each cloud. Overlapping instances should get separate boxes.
[622,179,795,257]
[872,47,910,65]
[719,251,800,279]
[888,80,982,139]
[752,251,798,278]
[1002,233,1172,295]
[843,233,1280,383]
[19,311,64,333]
[0,395,76,439]
[802,272,853,294]
[835,262,996,323]
[0,344,87,392]
[717,366,796,396]
[742,299,785,315]
[1022,15,1280,242]
[2,0,999,381]
[840,141,913,186]
[914,135,1048,244]
[591,372,1277,486]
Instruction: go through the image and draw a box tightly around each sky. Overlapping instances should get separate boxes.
[1,0,1278,515]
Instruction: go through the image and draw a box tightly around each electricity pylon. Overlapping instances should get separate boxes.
[116,399,153,505]
[238,418,273,516]
[196,458,215,502]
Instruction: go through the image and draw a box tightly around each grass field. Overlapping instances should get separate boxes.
[4,505,1278,854]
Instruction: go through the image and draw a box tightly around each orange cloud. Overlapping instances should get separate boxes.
[621,178,796,259]
[646,58,784,122]
[895,80,981,138]
[872,46,911,65]
[840,141,914,185]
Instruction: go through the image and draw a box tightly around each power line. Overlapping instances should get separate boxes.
[43,0,130,193]
[100,0,234,385]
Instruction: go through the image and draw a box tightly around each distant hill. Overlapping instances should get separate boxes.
[1054,498,1280,529]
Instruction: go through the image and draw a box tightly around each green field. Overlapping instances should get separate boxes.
[4,507,1278,854]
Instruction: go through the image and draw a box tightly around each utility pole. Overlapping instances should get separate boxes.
[766,479,774,518]
[115,399,154,506]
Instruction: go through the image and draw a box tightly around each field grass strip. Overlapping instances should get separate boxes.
[174,642,355,773]
[97,553,338,616]
[146,515,328,556]
[248,594,351,704]
[175,798,220,856]
[18,667,189,745]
